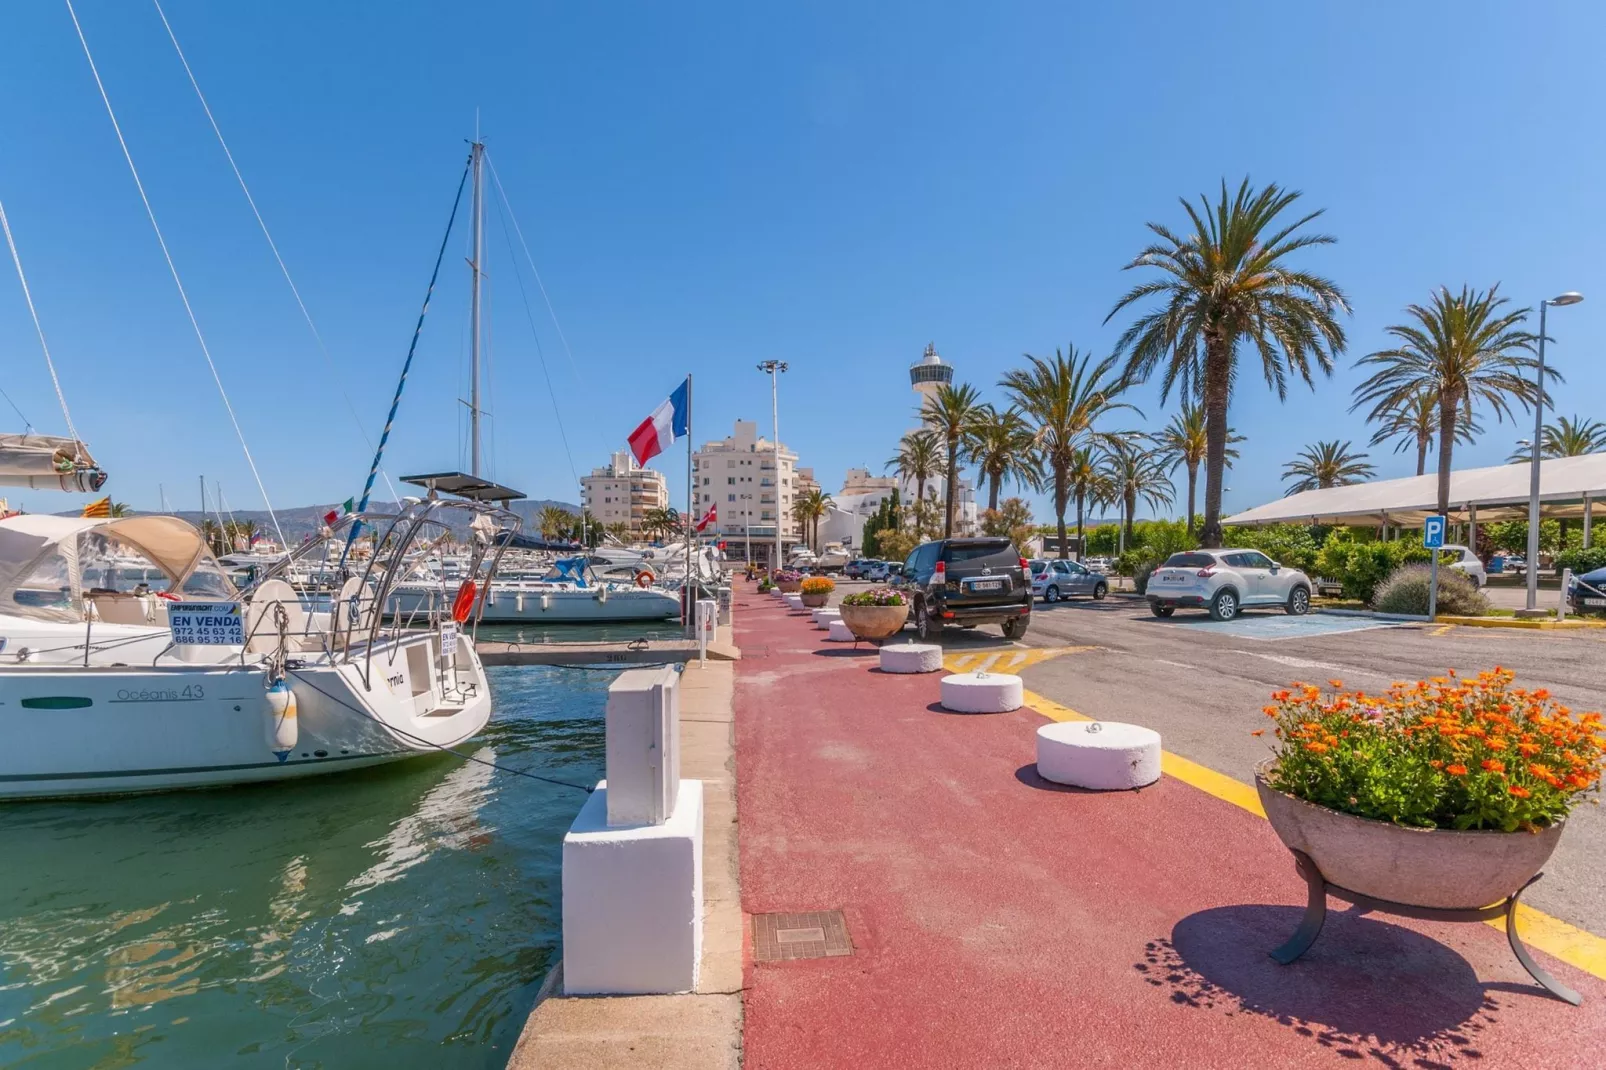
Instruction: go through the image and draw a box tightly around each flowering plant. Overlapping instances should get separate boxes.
[773,570,803,583]
[841,587,907,607]
[757,578,775,592]
[800,577,835,595]
[1260,669,1604,832]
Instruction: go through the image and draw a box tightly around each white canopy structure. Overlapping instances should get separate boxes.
[1224,455,1605,535]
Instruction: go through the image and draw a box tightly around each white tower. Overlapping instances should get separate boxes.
[909,341,953,412]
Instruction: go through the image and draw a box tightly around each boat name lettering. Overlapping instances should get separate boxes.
[117,685,206,702]
[386,673,405,690]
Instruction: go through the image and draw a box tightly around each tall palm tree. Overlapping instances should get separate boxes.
[967,405,1042,511]
[641,506,679,542]
[1152,403,1242,535]
[539,504,574,539]
[921,382,987,537]
[109,501,132,518]
[886,430,946,539]
[1282,440,1377,494]
[1107,179,1350,548]
[1000,347,1136,559]
[792,487,833,550]
[1507,414,1606,462]
[1353,285,1546,515]
[1103,440,1175,549]
[1066,445,1114,556]
[1368,387,1480,477]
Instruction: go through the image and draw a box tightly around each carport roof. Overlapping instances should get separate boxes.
[1223,454,1606,527]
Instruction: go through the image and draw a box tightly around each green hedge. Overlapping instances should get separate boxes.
[1555,546,1606,576]
[1315,530,1432,604]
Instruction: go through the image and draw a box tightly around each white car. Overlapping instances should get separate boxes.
[1147,548,1312,621]
[1082,556,1113,575]
[1438,544,1486,587]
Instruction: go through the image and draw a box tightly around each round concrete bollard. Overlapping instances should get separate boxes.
[783,594,804,611]
[1035,721,1161,790]
[940,671,1023,713]
[812,608,841,630]
[878,643,943,674]
[825,620,856,642]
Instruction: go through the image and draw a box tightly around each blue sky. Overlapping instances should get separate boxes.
[1,1,1602,526]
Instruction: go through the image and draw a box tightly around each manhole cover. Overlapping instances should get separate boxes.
[751,910,852,962]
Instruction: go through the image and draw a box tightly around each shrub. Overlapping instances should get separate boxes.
[1315,530,1431,602]
[1260,670,1604,831]
[1556,546,1606,577]
[1224,524,1321,574]
[1373,563,1489,617]
[799,577,835,595]
[757,578,775,592]
[840,587,907,607]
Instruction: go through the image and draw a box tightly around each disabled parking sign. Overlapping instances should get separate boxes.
[1422,515,1447,549]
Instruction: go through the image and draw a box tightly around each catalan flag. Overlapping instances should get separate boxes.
[81,496,112,518]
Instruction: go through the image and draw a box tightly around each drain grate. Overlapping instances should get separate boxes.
[751,910,853,962]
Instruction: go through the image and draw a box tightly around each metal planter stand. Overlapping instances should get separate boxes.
[1270,849,1582,1006]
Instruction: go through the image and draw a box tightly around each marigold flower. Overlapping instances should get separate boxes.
[1528,763,1553,779]
[1328,679,1344,689]
[1486,739,1507,751]
[1481,759,1505,774]
[1263,706,1278,716]
[1271,690,1290,702]
[1251,729,1264,737]
[1304,742,1329,754]
[1446,764,1468,776]
[1509,785,1531,798]
[1533,689,1551,701]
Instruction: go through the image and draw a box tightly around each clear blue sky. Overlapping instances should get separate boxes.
[2,1,1602,525]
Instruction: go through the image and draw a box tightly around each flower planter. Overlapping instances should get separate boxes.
[800,592,829,609]
[777,579,803,594]
[1255,761,1565,910]
[838,603,909,641]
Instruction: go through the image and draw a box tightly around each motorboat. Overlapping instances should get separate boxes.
[0,499,518,799]
[817,542,850,572]
[388,555,680,624]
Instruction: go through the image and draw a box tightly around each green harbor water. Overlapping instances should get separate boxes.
[0,622,681,1069]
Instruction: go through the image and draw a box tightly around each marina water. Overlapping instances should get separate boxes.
[0,622,680,1068]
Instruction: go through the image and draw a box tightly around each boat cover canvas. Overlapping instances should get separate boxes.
[0,514,227,609]
[0,433,105,492]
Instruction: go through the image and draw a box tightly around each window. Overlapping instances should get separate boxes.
[941,539,1012,563]
[728,477,735,485]
[1237,551,1276,569]
[728,494,735,502]
[1164,552,1217,569]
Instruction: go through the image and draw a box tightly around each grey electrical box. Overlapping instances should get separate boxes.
[604,665,681,826]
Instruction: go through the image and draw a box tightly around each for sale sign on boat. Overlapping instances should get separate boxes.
[168,602,246,646]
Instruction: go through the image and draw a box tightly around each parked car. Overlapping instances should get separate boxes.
[844,558,869,579]
[1438,544,1487,587]
[1570,566,1606,616]
[1083,556,1113,575]
[1147,548,1313,621]
[1030,558,1107,602]
[862,560,891,582]
[901,537,1032,640]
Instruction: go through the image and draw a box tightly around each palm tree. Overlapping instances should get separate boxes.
[886,430,946,539]
[792,487,833,550]
[967,405,1042,511]
[921,382,987,537]
[109,501,131,518]
[1353,285,1546,515]
[1508,414,1606,462]
[1152,403,1242,535]
[1000,347,1136,559]
[641,506,679,542]
[1107,179,1350,548]
[539,504,574,539]
[1368,387,1480,477]
[1103,440,1175,550]
[1065,446,1113,557]
[1282,440,1377,495]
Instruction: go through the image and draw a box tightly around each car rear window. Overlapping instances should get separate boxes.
[1163,552,1216,568]
[943,540,1014,563]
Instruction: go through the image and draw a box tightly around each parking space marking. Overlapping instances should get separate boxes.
[943,646,1093,674]
[1432,623,1456,636]
[1175,613,1407,642]
[1019,686,1606,985]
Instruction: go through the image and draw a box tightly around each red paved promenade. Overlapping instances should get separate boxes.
[732,583,1606,1068]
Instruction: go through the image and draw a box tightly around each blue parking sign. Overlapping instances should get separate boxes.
[1423,515,1447,549]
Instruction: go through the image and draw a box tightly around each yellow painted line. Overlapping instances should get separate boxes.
[1019,687,1606,984]
[1431,623,1455,637]
[942,646,1093,675]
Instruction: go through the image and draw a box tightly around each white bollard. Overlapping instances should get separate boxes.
[826,620,856,642]
[1559,568,1573,622]
[783,593,804,611]
[879,643,943,674]
[812,608,841,630]
[695,598,717,665]
[940,671,1023,713]
[1035,721,1161,790]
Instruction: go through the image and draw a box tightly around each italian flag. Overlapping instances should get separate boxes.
[323,497,354,526]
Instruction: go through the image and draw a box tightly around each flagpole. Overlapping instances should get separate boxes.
[684,373,694,632]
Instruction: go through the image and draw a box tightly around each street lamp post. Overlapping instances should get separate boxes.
[757,360,788,569]
[1526,292,1584,612]
[740,492,753,566]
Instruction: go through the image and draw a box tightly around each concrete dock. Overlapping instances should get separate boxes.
[477,637,739,667]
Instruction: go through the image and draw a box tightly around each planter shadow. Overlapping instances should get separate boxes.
[1143,904,1518,1062]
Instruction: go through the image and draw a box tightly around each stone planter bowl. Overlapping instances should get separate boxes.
[1255,761,1566,910]
[800,592,830,608]
[777,579,803,594]
[838,602,909,641]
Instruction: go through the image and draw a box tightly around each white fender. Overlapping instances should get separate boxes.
[265,679,298,761]
[540,593,551,611]
[516,592,525,612]
[596,585,609,604]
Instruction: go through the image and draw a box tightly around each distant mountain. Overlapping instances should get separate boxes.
[55,498,582,542]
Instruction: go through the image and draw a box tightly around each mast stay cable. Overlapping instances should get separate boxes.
[0,196,84,451]
[65,0,287,547]
[151,0,400,507]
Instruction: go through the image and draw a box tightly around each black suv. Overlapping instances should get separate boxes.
[899,537,1032,641]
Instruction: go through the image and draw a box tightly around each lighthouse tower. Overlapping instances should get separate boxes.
[909,341,954,411]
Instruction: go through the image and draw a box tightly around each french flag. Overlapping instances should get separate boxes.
[628,378,690,465]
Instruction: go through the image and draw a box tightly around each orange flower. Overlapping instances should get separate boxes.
[1251,729,1265,737]
[1486,739,1507,751]
[1446,764,1468,776]
[1271,690,1290,702]
[1518,742,1541,756]
[1304,742,1329,754]
[1533,688,1551,701]
[1509,785,1531,798]
[1528,763,1553,779]
[1481,759,1505,774]
[1328,679,1344,689]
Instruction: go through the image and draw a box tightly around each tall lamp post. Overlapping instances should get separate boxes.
[757,360,788,569]
[740,492,754,567]
[1526,292,1584,612]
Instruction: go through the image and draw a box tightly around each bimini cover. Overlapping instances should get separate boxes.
[0,433,106,492]
[548,557,591,588]
[0,514,234,621]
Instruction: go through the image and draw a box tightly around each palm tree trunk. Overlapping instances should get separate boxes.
[1123,489,1135,547]
[1075,487,1086,559]
[1199,333,1232,548]
[944,439,959,538]
[1053,465,1069,560]
[915,477,926,540]
[987,471,1000,512]
[1436,394,1458,516]
[1185,462,1198,536]
[1416,434,1428,478]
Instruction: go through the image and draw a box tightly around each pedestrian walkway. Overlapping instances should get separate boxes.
[732,585,1606,1068]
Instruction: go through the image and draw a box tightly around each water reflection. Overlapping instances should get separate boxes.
[0,665,606,1068]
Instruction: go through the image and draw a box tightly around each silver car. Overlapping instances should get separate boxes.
[1147,548,1312,621]
[1030,559,1108,602]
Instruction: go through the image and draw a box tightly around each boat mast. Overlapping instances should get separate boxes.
[468,139,484,477]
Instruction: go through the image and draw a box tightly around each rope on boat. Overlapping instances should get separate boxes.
[286,669,597,795]
[0,197,79,445]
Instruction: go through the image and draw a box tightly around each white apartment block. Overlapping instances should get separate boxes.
[579,450,668,535]
[692,419,800,566]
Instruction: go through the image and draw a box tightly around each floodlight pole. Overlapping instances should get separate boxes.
[1526,293,1583,612]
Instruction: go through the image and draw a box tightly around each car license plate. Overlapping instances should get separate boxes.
[1585,597,1606,607]
[1161,574,1183,583]
[968,580,1003,591]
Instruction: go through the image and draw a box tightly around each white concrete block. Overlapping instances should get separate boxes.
[812,608,842,629]
[940,671,1023,713]
[1036,721,1161,790]
[604,666,680,827]
[563,779,704,995]
[825,620,856,642]
[783,594,804,611]
[879,643,944,674]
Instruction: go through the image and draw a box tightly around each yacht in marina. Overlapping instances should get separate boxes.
[389,554,680,624]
